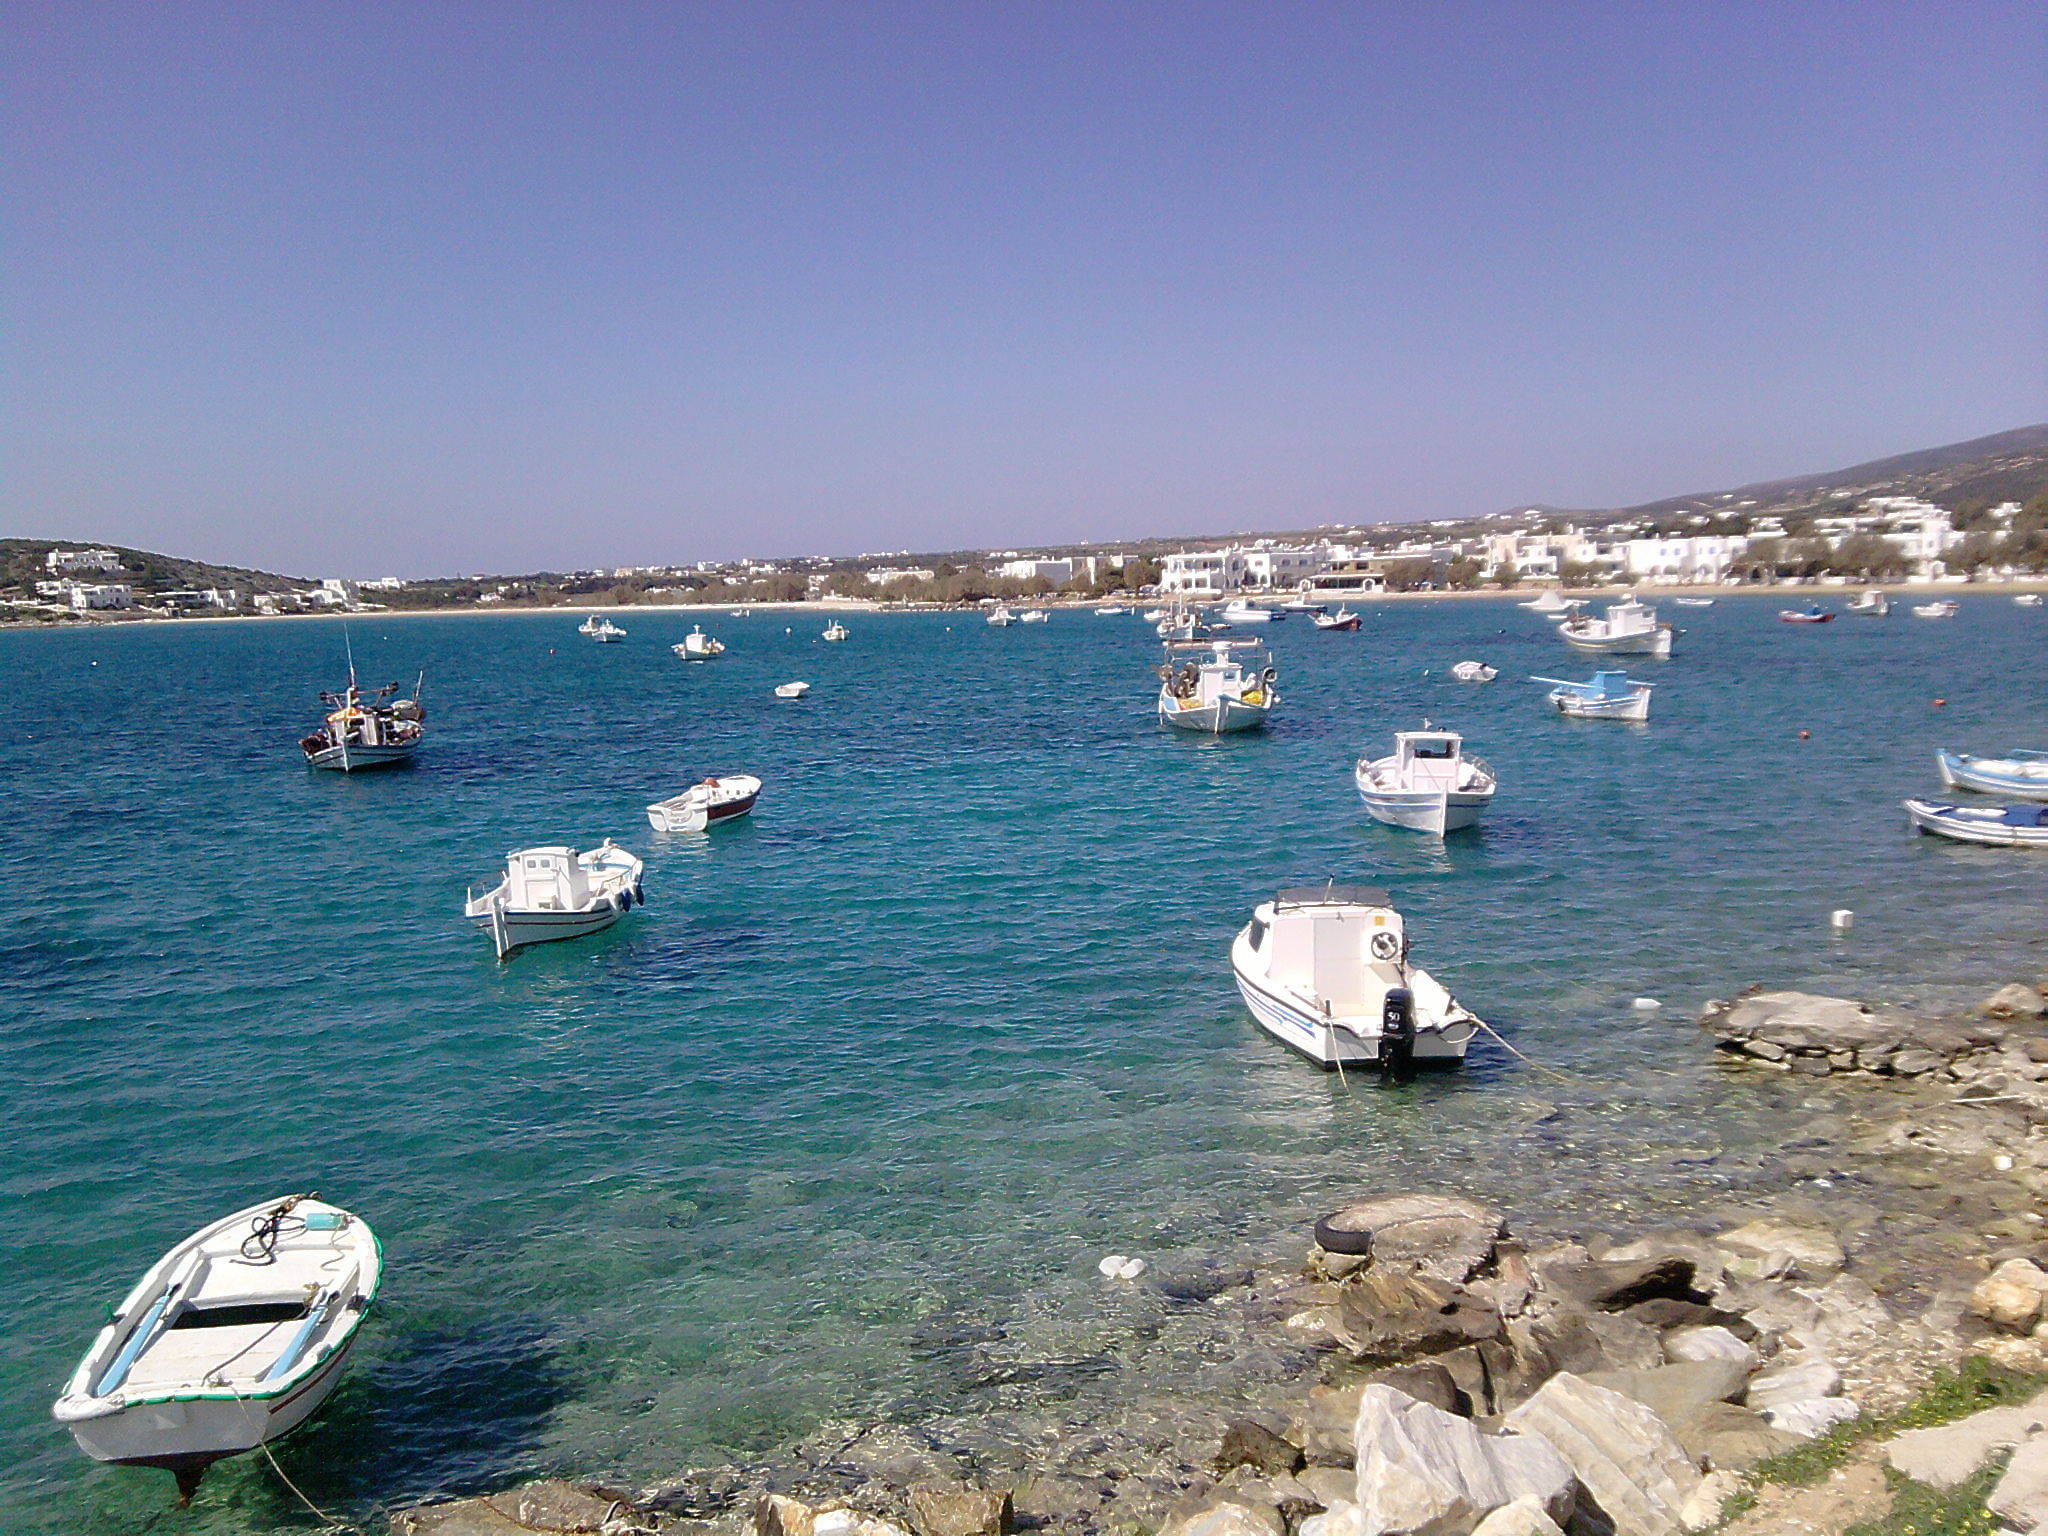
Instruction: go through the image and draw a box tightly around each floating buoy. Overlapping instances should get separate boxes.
[1831,909,1853,931]
[1632,997,1661,1011]
[1799,730,1810,740]
[1934,698,1946,706]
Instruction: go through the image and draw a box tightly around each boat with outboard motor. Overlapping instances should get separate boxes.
[299,671,424,771]
[51,1194,381,1505]
[674,626,725,659]
[1534,670,1654,721]
[1906,799,2048,848]
[1558,598,1674,656]
[646,773,762,832]
[1230,884,1481,1070]
[1220,597,1282,623]
[464,840,644,958]
[1936,749,2048,800]
[578,614,625,642]
[1156,638,1276,733]
[1450,661,1497,681]
[1847,590,1890,616]
[1354,728,1497,835]
[1779,605,1833,623]
[1313,608,1361,631]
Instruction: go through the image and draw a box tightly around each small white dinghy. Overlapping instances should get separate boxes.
[775,681,811,699]
[1355,729,1497,835]
[1230,884,1481,1070]
[1906,799,2048,848]
[1912,600,1959,619]
[1936,749,2048,800]
[1449,660,1497,682]
[2018,593,2044,607]
[52,1194,380,1504]
[674,626,725,659]
[465,840,644,958]
[646,774,762,832]
[1534,670,1654,721]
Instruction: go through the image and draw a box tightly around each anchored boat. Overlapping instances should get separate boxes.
[1450,661,1497,681]
[299,671,424,771]
[578,614,625,642]
[1936,749,2048,801]
[1558,598,1674,656]
[1156,638,1276,733]
[1534,670,1654,721]
[821,621,850,641]
[1847,590,1890,616]
[646,774,762,832]
[1779,605,1833,623]
[51,1194,381,1504]
[465,840,644,958]
[674,626,725,659]
[1906,800,2048,848]
[1230,885,1480,1070]
[1354,729,1497,836]
[1912,600,1959,619]
[1313,608,1361,631]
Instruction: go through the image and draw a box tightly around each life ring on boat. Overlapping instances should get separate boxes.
[1370,931,1401,960]
[1261,667,1278,684]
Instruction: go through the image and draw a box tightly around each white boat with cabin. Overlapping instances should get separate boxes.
[821,621,850,641]
[1220,597,1281,623]
[1534,670,1654,721]
[1936,749,2048,801]
[1156,605,1203,640]
[1912,600,1959,619]
[1847,589,1890,616]
[646,774,762,832]
[986,605,1017,627]
[2017,593,2044,607]
[1906,799,2048,848]
[1520,589,1573,615]
[775,681,811,699]
[1313,608,1361,631]
[1230,885,1480,1069]
[299,672,424,771]
[578,614,625,642]
[1355,729,1497,835]
[1156,639,1276,734]
[1558,598,1673,656]
[674,626,725,659]
[1020,609,1050,624]
[464,840,644,958]
[51,1194,381,1504]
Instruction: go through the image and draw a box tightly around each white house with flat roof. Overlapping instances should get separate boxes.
[45,548,123,575]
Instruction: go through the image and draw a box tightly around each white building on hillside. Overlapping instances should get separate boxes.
[45,548,123,575]
[1621,536,1749,583]
[996,558,1075,584]
[1161,543,1330,594]
[866,567,936,586]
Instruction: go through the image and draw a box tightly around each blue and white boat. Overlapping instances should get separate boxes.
[1532,670,1654,721]
[1906,799,2048,848]
[1354,728,1497,836]
[1230,885,1479,1069]
[1936,749,2048,801]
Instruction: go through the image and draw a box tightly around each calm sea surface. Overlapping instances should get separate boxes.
[3,596,2043,1531]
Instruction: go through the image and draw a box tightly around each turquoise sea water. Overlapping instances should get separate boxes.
[3,595,2043,1531]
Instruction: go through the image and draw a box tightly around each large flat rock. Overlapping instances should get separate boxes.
[1505,1373,1702,1536]
[1885,1389,2048,1487]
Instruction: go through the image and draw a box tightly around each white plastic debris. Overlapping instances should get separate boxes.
[1633,997,1661,1010]
[1831,909,1854,931]
[1098,1254,1146,1280]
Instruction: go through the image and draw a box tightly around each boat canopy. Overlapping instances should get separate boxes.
[1276,884,1391,909]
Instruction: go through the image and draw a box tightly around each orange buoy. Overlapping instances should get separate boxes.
[1799,730,1810,739]
[1934,698,1946,706]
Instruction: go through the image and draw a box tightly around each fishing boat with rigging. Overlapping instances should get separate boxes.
[1156,638,1276,733]
[1557,597,1674,656]
[298,666,424,771]
[578,614,625,642]
[1533,670,1654,721]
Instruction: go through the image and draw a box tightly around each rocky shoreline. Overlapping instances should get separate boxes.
[391,981,2048,1536]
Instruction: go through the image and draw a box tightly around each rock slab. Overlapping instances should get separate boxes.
[1504,1373,1702,1536]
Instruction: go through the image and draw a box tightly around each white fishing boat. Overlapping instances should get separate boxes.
[1671,597,1716,608]
[1020,609,1050,624]
[1847,589,1890,616]
[1095,606,1130,616]
[2017,593,2044,607]
[1450,660,1497,682]
[464,840,644,959]
[1156,605,1203,640]
[821,621,850,641]
[1281,596,1326,613]
[578,614,626,642]
[1354,729,1497,835]
[1912,600,1959,619]
[1156,638,1276,733]
[1230,885,1480,1070]
[774,681,811,699]
[729,607,752,617]
[1519,590,1572,614]
[986,606,1016,627]
[1140,607,1168,622]
[1936,749,2048,800]
[1558,597,1674,656]
[646,773,762,832]
[1313,608,1361,631]
[51,1194,381,1504]
[673,626,726,659]
[1533,670,1654,721]
[299,671,424,771]
[1220,597,1281,623]
[1906,799,2048,848]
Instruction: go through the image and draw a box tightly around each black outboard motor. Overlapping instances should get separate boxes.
[1380,987,1415,1080]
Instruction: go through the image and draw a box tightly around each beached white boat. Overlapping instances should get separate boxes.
[1220,597,1281,623]
[51,1194,381,1503]
[673,625,725,659]
[1450,660,1497,682]
[1906,799,2048,848]
[1355,729,1497,835]
[464,840,644,959]
[1912,600,1959,619]
[1520,590,1572,614]
[299,672,423,771]
[647,773,762,832]
[1847,590,1890,616]
[774,681,811,699]
[1230,885,1480,1070]
[1534,670,1654,721]
[821,621,850,641]
[1020,609,1050,624]
[579,614,625,642]
[1156,638,1276,733]
[1558,598,1674,656]
[1936,749,2048,800]
[1313,608,1361,631]
[2017,593,2044,607]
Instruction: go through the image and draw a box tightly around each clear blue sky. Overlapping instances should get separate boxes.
[6,2,2044,577]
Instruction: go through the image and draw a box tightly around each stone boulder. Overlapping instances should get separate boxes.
[1155,1498,1286,1536]
[1334,1271,1504,1360]
[1982,983,2048,1020]
[1504,1374,1702,1536]
[395,1482,653,1535]
[1302,1385,1576,1536]
[1534,1254,1705,1312]
[1761,1397,1861,1438]
[1661,1326,1757,1371]
[1743,1354,1842,1411]
[1971,1258,2048,1333]
[1991,1437,2048,1532]
[908,1484,1013,1536]
[1216,1422,1307,1477]
[1315,1195,1507,1285]
[1886,1390,2048,1486]
[1698,989,2001,1077]
[1468,1496,1565,1536]
[1711,1220,1844,1281]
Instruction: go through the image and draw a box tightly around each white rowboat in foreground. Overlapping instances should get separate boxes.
[1936,749,2048,801]
[1906,799,2048,848]
[646,774,762,832]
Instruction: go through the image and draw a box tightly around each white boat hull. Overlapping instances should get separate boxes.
[1907,800,2048,847]
[1230,949,1474,1069]
[305,741,418,771]
[1157,693,1271,733]
[1551,690,1649,721]
[465,843,643,957]
[1560,626,1672,657]
[1936,751,2048,801]
[1356,786,1493,835]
